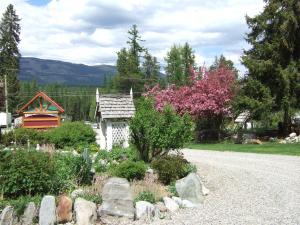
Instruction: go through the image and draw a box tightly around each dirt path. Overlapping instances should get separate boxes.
[149,149,300,225]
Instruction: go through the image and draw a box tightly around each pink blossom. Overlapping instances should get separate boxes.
[145,66,236,118]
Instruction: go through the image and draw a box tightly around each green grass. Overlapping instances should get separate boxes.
[186,142,300,156]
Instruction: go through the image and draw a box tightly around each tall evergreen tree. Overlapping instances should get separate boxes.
[210,54,238,77]
[0,4,21,112]
[127,24,145,73]
[114,25,147,93]
[165,43,195,86]
[242,0,300,134]
[142,50,160,86]
[165,45,183,85]
[181,42,195,83]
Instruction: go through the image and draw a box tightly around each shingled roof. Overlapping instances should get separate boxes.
[96,94,135,119]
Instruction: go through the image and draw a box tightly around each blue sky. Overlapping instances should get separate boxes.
[0,0,265,74]
[27,0,50,6]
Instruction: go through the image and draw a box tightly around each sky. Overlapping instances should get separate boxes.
[0,0,265,74]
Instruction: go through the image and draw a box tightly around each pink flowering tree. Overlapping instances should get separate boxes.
[145,66,236,140]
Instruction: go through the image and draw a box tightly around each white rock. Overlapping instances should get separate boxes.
[163,197,179,212]
[98,177,134,219]
[0,206,14,225]
[289,132,297,138]
[135,201,155,220]
[181,200,196,208]
[21,202,36,225]
[39,196,56,225]
[171,196,182,206]
[175,173,204,204]
[74,198,97,225]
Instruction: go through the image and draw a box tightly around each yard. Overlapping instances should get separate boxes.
[186,142,300,156]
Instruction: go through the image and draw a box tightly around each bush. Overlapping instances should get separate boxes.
[110,160,147,181]
[75,149,93,185]
[0,149,56,198]
[0,195,41,217]
[52,153,81,192]
[130,98,194,162]
[1,128,45,146]
[0,149,93,198]
[94,147,138,173]
[134,191,156,204]
[151,154,190,185]
[167,182,178,196]
[46,122,96,149]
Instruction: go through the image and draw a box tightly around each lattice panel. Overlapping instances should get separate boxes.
[112,122,127,145]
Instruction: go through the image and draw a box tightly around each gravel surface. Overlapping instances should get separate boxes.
[145,149,300,225]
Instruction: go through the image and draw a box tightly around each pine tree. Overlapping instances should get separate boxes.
[210,54,238,77]
[127,24,145,73]
[165,43,195,86]
[242,0,300,134]
[165,45,183,85]
[114,25,147,93]
[142,50,160,86]
[0,4,21,112]
[181,42,195,83]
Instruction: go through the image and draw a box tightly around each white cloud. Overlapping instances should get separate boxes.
[0,0,265,74]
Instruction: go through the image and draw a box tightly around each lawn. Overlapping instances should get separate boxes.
[186,142,300,156]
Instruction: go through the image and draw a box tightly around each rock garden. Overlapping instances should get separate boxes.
[0,98,209,225]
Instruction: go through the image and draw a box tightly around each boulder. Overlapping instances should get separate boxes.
[289,132,297,138]
[181,200,196,208]
[57,195,73,223]
[163,197,179,212]
[74,198,97,225]
[175,173,204,204]
[20,202,36,225]
[135,201,155,220]
[39,196,56,225]
[171,196,182,207]
[0,206,14,225]
[98,177,134,219]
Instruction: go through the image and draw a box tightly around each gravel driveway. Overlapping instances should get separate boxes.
[150,149,300,225]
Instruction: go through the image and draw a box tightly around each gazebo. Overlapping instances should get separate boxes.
[17,91,64,129]
[95,89,135,150]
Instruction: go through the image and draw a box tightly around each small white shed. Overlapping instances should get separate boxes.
[95,89,135,150]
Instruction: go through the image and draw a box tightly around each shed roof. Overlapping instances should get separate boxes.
[97,94,135,119]
[235,111,250,123]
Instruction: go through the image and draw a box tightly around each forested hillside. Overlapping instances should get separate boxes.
[19,57,116,86]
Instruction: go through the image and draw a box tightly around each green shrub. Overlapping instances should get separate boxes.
[167,182,179,196]
[46,122,96,149]
[151,154,190,185]
[0,195,41,217]
[0,149,92,198]
[183,163,197,175]
[94,147,138,173]
[134,191,156,204]
[0,149,56,198]
[75,149,93,185]
[109,147,139,162]
[1,128,45,146]
[52,153,80,192]
[110,160,147,181]
[130,98,194,162]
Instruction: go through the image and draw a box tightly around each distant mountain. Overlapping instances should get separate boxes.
[19,57,117,86]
